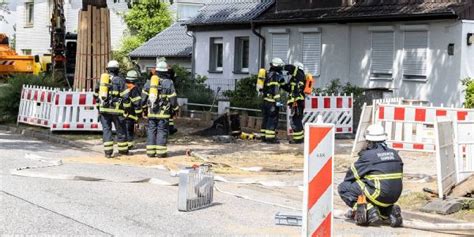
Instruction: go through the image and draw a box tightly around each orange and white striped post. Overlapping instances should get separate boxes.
[302,123,335,237]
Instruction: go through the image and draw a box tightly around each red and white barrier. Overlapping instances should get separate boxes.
[17,85,56,128]
[303,123,334,237]
[288,94,353,136]
[375,103,474,152]
[50,89,101,131]
[17,85,101,132]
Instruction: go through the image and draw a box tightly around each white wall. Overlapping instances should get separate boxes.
[15,0,127,55]
[262,20,465,106]
[135,57,192,73]
[194,29,260,91]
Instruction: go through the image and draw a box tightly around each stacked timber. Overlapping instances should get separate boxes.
[74,0,111,90]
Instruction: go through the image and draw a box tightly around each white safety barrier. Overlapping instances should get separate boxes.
[434,118,457,198]
[303,123,334,237]
[453,121,474,183]
[288,94,353,135]
[17,85,56,128]
[351,103,373,157]
[375,103,474,152]
[50,90,101,131]
[17,85,101,131]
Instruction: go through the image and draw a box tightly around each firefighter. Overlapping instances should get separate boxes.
[282,61,306,144]
[94,60,130,158]
[123,70,142,151]
[258,57,285,144]
[141,61,178,158]
[167,65,178,135]
[338,124,404,227]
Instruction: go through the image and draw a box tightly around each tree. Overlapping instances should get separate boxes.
[0,1,10,23]
[114,0,172,64]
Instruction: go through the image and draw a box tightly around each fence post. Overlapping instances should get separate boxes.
[218,100,230,115]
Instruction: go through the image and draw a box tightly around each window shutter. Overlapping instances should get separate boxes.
[302,32,321,75]
[271,33,289,62]
[371,32,394,74]
[403,31,428,77]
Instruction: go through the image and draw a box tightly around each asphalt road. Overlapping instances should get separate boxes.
[0,130,454,236]
[0,131,300,236]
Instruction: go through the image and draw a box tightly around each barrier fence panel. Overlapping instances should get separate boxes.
[434,118,457,199]
[454,121,474,183]
[303,123,334,237]
[17,85,56,128]
[288,94,353,135]
[351,103,373,157]
[375,103,474,152]
[50,89,101,131]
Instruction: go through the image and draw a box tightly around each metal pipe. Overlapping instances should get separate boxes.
[251,21,265,68]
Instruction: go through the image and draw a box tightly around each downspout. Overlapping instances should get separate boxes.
[251,21,265,68]
[186,28,196,78]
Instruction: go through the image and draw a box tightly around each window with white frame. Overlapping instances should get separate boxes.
[271,33,289,63]
[370,31,394,79]
[234,37,249,73]
[403,31,428,80]
[22,49,32,55]
[209,37,223,72]
[25,0,34,27]
[176,3,202,21]
[302,32,321,75]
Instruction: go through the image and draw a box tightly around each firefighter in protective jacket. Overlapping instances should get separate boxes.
[258,57,285,143]
[338,124,404,227]
[123,70,142,150]
[141,61,178,158]
[282,62,306,144]
[94,60,130,158]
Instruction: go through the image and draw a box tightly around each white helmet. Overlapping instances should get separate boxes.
[107,60,119,69]
[365,124,387,142]
[126,70,138,81]
[294,61,304,71]
[271,57,284,67]
[156,61,168,72]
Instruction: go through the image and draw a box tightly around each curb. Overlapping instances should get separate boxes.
[0,124,92,150]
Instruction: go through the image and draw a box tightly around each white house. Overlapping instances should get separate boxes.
[15,0,128,56]
[129,0,207,73]
[187,0,474,107]
[186,0,273,92]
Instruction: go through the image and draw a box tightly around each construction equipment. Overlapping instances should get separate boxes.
[51,0,69,86]
[0,34,43,78]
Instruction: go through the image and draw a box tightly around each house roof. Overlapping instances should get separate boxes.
[255,1,473,24]
[129,21,192,58]
[186,0,274,27]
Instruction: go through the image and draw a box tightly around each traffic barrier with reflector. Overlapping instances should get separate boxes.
[17,85,101,131]
[50,89,101,131]
[288,94,353,136]
[17,85,56,128]
[375,103,474,152]
[303,123,335,237]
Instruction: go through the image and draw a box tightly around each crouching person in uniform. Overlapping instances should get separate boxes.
[141,61,178,158]
[338,124,404,227]
[123,70,142,151]
[94,60,130,158]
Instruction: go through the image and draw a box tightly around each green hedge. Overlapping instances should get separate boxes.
[0,74,63,123]
[223,75,261,110]
[173,65,214,104]
[462,78,474,108]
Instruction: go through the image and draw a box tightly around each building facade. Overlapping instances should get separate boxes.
[15,0,128,56]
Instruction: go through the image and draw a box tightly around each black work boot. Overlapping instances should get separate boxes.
[354,203,368,226]
[367,206,383,226]
[156,153,168,158]
[389,205,403,227]
[105,153,113,159]
[169,127,178,135]
[289,139,303,144]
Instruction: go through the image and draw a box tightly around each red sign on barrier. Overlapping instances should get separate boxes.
[303,123,335,237]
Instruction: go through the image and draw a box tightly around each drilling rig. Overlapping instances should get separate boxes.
[50,0,69,86]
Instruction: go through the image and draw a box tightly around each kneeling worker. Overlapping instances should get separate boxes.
[338,124,404,227]
[141,61,178,158]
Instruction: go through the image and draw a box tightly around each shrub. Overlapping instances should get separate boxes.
[172,65,214,104]
[223,75,262,110]
[462,77,474,108]
[0,74,62,123]
[315,79,364,107]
